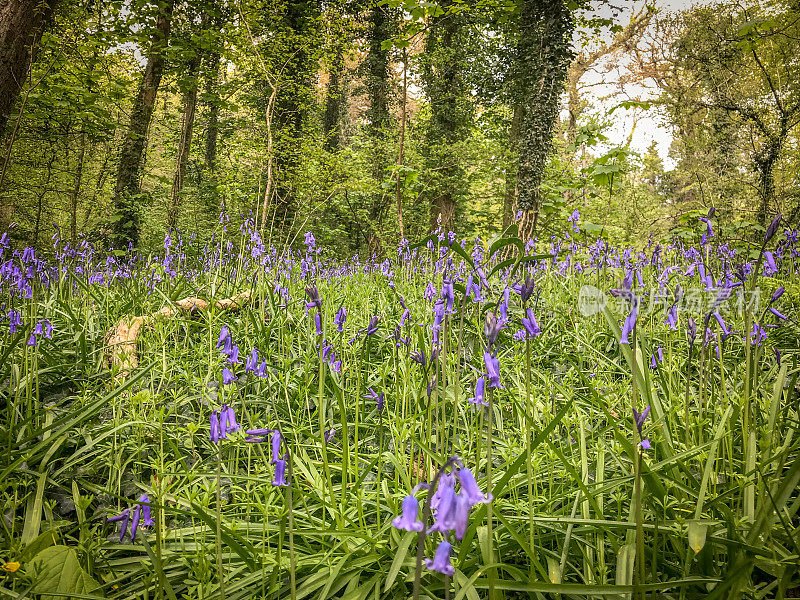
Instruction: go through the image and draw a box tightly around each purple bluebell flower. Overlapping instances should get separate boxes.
[365,316,380,336]
[217,325,230,348]
[272,454,289,487]
[42,319,52,339]
[324,428,336,443]
[227,345,241,364]
[515,276,535,303]
[305,286,321,311]
[33,321,43,336]
[245,348,259,372]
[271,430,282,463]
[7,310,22,334]
[210,410,222,443]
[364,387,385,411]
[441,278,455,313]
[770,287,785,304]
[468,377,487,406]
[411,349,427,367]
[457,467,492,505]
[425,541,455,575]
[392,495,424,532]
[220,404,240,434]
[429,484,456,534]
[775,348,781,365]
[520,308,541,338]
[765,213,781,243]
[688,317,697,344]
[632,405,650,448]
[751,323,767,345]
[763,251,778,274]
[315,313,322,336]
[619,300,639,345]
[484,352,500,388]
[484,312,503,347]
[400,308,410,326]
[335,306,347,332]
[711,312,733,341]
[107,508,131,541]
[769,307,787,320]
[27,333,37,346]
[222,368,237,385]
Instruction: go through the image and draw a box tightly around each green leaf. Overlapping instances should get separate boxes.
[30,545,104,599]
[384,531,414,592]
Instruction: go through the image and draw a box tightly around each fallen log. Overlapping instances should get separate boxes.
[105,291,251,377]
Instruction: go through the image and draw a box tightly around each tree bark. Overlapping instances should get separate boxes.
[204,48,221,174]
[323,43,345,152]
[515,0,574,241]
[0,0,58,137]
[112,0,175,247]
[168,54,201,230]
[503,104,521,229]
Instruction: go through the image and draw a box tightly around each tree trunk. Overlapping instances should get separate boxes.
[515,0,574,241]
[0,0,57,137]
[112,0,175,247]
[364,3,395,254]
[204,48,220,174]
[323,43,345,152]
[69,130,87,242]
[503,104,521,229]
[168,54,201,230]
[395,47,407,239]
[423,1,471,233]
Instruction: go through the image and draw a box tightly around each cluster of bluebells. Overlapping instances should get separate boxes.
[245,427,289,486]
[392,459,492,576]
[107,494,154,541]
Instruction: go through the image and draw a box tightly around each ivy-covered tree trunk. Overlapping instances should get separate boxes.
[364,2,395,253]
[0,0,58,137]
[112,0,175,247]
[422,2,472,232]
[515,0,574,242]
[503,104,521,229]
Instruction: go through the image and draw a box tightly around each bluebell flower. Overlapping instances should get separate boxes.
[305,286,321,311]
[220,404,240,434]
[520,308,541,338]
[245,348,259,372]
[335,306,347,332]
[272,454,289,487]
[769,307,787,320]
[324,428,336,443]
[633,405,651,449]
[484,312,503,347]
[468,377,487,406]
[107,508,131,541]
[222,368,237,385]
[315,313,322,336]
[770,286,785,304]
[43,319,52,339]
[271,430,282,463]
[217,326,230,348]
[483,352,500,388]
[392,495,424,532]
[456,467,492,505]
[764,213,781,243]
[425,541,455,576]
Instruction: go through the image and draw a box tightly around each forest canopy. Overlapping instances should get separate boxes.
[0,0,798,254]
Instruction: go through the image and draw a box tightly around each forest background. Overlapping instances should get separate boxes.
[1,0,798,256]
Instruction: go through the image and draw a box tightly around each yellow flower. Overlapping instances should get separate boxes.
[2,561,20,573]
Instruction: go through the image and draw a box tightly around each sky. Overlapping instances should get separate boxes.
[578,0,720,170]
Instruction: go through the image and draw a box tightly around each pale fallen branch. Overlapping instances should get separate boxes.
[105,291,251,377]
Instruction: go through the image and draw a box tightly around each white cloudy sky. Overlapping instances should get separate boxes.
[578,0,719,169]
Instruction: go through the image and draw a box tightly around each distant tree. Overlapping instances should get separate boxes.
[113,0,176,247]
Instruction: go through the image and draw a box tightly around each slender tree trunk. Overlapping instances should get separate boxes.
[113,0,175,247]
[503,104,521,229]
[70,130,87,241]
[365,2,394,254]
[204,48,221,174]
[169,54,201,230]
[323,43,344,152]
[395,47,407,239]
[0,0,58,137]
